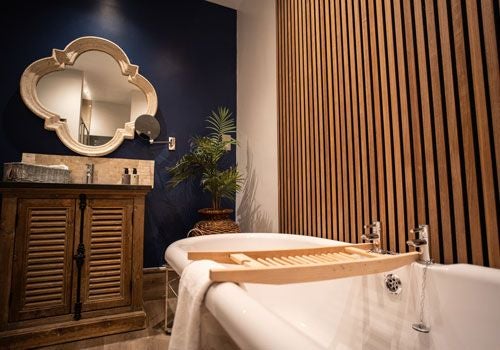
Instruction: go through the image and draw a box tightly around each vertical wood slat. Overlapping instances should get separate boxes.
[325,2,338,239]
[318,0,328,238]
[360,0,378,227]
[479,0,500,267]
[291,0,298,233]
[276,0,500,268]
[424,0,453,263]
[403,0,427,235]
[311,0,320,236]
[393,0,415,254]
[304,0,312,235]
[465,0,500,268]
[341,0,353,245]
[319,1,333,239]
[349,0,362,244]
[450,0,483,265]
[369,0,388,250]
[385,0,405,255]
[296,0,304,234]
[414,0,441,263]
[353,0,369,237]
[277,0,283,235]
[436,0,468,263]
[376,0,396,252]
[347,0,360,244]
[334,0,344,242]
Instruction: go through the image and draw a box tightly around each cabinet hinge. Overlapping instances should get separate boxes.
[9,291,12,306]
[130,280,132,291]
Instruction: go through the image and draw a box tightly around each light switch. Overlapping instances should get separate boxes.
[168,137,176,151]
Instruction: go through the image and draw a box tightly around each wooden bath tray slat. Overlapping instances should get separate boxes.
[187,243,420,284]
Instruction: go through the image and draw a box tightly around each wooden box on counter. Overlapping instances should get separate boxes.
[0,182,151,349]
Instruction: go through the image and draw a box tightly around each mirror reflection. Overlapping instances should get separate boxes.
[36,51,148,146]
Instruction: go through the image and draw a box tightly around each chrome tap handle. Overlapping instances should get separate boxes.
[362,221,381,240]
[409,224,429,240]
[410,224,427,234]
[407,224,430,263]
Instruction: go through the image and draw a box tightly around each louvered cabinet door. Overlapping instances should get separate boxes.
[9,199,75,321]
[80,199,133,312]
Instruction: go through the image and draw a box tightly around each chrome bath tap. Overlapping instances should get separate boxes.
[362,221,382,253]
[407,224,431,263]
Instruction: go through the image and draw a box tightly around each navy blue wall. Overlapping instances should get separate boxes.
[0,0,236,267]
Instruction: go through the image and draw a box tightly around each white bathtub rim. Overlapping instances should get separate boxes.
[165,232,344,275]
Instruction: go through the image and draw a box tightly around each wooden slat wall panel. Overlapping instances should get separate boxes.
[277,0,500,267]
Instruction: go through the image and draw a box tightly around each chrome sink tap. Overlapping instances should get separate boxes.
[407,224,431,263]
[85,163,94,184]
[362,221,382,253]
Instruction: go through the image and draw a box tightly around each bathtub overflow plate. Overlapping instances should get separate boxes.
[384,273,402,295]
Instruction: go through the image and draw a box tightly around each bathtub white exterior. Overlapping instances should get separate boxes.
[165,233,500,350]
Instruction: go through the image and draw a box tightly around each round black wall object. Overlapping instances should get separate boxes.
[135,114,161,142]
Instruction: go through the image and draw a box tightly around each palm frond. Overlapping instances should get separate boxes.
[166,107,244,209]
[206,106,236,137]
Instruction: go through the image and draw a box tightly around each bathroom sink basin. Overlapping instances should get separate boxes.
[3,162,71,183]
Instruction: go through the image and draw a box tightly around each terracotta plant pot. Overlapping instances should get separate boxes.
[191,208,240,236]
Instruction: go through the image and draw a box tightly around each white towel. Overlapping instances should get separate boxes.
[169,260,222,350]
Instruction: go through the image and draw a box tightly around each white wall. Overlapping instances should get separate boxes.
[236,0,278,232]
[36,70,83,140]
[90,101,130,136]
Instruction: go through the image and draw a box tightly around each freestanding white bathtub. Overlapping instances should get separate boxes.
[165,233,500,350]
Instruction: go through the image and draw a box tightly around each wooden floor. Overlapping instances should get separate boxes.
[39,299,170,350]
[40,267,171,350]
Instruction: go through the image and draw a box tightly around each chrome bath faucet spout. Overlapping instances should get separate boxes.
[85,163,94,184]
[362,221,382,253]
[407,224,431,263]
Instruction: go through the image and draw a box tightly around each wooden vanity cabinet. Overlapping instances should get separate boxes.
[0,183,151,349]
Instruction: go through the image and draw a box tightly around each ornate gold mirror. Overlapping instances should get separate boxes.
[20,36,158,156]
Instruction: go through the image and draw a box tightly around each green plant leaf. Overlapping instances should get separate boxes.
[206,106,236,137]
[166,107,244,209]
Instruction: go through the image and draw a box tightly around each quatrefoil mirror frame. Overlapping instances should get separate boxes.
[20,36,158,156]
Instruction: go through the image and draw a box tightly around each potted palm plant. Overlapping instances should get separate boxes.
[167,107,243,235]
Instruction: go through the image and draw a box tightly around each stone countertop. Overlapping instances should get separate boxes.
[0,181,152,192]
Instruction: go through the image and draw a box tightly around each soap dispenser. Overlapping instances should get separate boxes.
[131,168,139,185]
[121,168,130,185]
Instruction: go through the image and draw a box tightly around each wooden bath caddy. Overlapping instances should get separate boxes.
[188,243,420,284]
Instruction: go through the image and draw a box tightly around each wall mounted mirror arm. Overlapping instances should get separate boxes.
[135,114,175,150]
[148,138,176,151]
